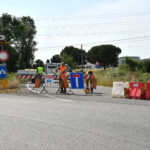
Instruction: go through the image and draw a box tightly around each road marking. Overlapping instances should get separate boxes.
[26,84,73,102]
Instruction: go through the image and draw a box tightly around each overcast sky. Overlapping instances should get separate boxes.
[0,0,150,62]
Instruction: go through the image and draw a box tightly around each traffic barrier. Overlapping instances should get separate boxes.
[17,74,36,79]
[112,82,129,98]
[145,82,150,100]
[84,74,91,80]
[53,75,70,80]
[17,74,53,80]
[128,82,146,99]
[17,74,90,80]
[35,78,40,88]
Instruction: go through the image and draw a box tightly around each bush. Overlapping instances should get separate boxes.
[142,59,150,73]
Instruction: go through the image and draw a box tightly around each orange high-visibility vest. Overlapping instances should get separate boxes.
[60,65,67,79]
[90,74,94,80]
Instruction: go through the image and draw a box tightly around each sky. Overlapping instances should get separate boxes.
[0,0,150,63]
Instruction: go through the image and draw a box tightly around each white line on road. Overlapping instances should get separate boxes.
[26,84,73,102]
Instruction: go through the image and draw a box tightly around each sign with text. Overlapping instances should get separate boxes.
[70,72,84,89]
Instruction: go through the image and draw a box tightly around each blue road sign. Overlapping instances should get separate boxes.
[96,65,99,68]
[0,65,7,79]
[70,72,84,89]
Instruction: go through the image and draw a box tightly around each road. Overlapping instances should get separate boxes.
[0,85,150,150]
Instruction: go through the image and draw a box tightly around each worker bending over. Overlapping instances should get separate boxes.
[56,62,68,94]
[85,71,96,93]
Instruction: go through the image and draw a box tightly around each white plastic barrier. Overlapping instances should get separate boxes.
[112,82,129,98]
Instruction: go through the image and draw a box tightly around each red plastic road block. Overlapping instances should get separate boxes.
[145,83,150,100]
[128,82,145,99]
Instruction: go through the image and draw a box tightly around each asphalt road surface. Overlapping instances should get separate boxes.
[0,84,150,150]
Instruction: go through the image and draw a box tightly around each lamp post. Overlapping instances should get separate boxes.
[81,44,83,72]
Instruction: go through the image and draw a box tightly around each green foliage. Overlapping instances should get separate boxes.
[125,57,138,71]
[61,53,77,69]
[125,57,145,72]
[60,46,87,65]
[142,59,150,73]
[118,64,129,72]
[0,13,37,72]
[33,59,44,69]
[51,54,61,63]
[91,68,150,87]
[87,44,121,70]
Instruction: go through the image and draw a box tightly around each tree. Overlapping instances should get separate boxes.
[61,53,77,69]
[125,57,145,72]
[60,46,87,65]
[0,13,37,71]
[33,59,44,69]
[51,54,61,63]
[87,45,121,69]
[142,59,150,73]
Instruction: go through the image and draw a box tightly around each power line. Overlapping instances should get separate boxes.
[37,35,150,50]
[37,29,150,37]
[38,20,150,29]
[35,11,150,21]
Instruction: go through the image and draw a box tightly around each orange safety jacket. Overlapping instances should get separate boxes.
[86,71,94,80]
[90,74,94,80]
[60,65,67,79]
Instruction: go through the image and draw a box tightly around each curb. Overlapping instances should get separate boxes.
[0,88,22,93]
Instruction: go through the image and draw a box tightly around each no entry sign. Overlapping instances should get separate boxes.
[0,50,10,62]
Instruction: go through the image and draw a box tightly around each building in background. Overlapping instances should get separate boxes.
[118,56,140,66]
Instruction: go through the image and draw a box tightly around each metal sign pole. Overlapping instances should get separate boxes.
[81,44,83,72]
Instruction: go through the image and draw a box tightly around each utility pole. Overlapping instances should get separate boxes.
[81,44,83,72]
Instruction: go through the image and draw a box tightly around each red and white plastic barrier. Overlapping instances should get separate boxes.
[17,74,36,79]
[84,74,91,80]
[128,82,145,99]
[17,74,54,80]
[53,75,70,80]
[145,82,150,100]
[17,74,91,80]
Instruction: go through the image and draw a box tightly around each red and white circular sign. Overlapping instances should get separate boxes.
[0,50,10,62]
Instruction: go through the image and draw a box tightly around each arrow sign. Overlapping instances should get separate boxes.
[0,35,5,40]
[0,50,10,62]
[0,65,7,79]
[0,40,8,45]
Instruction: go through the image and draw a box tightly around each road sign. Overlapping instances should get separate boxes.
[0,40,8,45]
[70,72,84,89]
[0,50,10,62]
[45,74,53,84]
[0,65,7,79]
[95,61,100,68]
[0,35,5,40]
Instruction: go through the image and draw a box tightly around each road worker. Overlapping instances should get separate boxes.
[36,66,47,87]
[56,62,68,94]
[85,71,96,93]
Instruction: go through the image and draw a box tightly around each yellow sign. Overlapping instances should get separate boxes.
[0,40,8,45]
